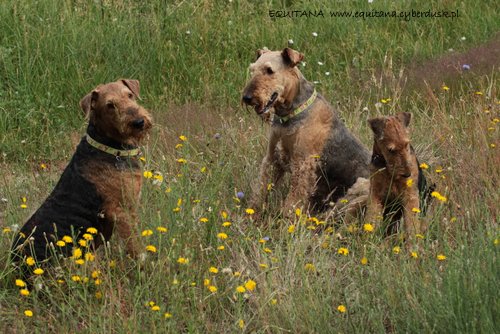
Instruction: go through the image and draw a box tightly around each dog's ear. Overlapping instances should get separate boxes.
[281,48,304,67]
[368,117,386,139]
[256,48,269,60]
[396,112,411,127]
[121,79,140,98]
[79,90,99,116]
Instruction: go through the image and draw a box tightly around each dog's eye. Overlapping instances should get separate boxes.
[128,93,134,99]
[106,102,115,109]
[388,148,396,154]
[266,67,274,75]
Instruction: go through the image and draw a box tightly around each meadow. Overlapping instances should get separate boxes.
[0,0,499,332]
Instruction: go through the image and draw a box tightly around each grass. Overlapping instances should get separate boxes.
[0,0,499,332]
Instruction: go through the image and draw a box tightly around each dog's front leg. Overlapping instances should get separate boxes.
[365,191,384,227]
[402,190,422,241]
[106,203,141,259]
[250,133,281,212]
[282,157,318,216]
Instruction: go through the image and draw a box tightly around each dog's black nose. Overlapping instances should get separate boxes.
[132,118,145,129]
[402,172,412,178]
[242,95,252,104]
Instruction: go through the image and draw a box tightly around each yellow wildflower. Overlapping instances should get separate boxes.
[363,223,374,232]
[62,235,73,243]
[245,208,255,215]
[24,310,33,317]
[392,246,401,254]
[56,240,66,247]
[143,170,153,178]
[75,259,85,265]
[177,257,189,264]
[71,275,81,282]
[26,257,35,266]
[86,227,98,234]
[199,217,209,223]
[72,248,82,259]
[82,233,93,241]
[85,253,95,261]
[411,251,418,259]
[437,254,447,261]
[141,229,153,237]
[337,305,347,313]
[412,208,421,213]
[217,245,225,250]
[78,239,87,247]
[164,313,173,319]
[295,208,302,216]
[179,135,187,141]
[222,221,231,227]
[304,263,316,271]
[244,279,256,291]
[238,319,245,329]
[33,268,44,275]
[217,232,228,240]
[209,266,219,274]
[208,285,217,293]
[176,158,187,164]
[288,225,296,233]
[361,257,368,265]
[16,279,26,287]
[419,163,429,169]
[406,179,413,187]
[236,286,246,293]
[146,245,157,253]
[20,289,30,296]
[441,85,449,91]
[337,247,349,256]
[157,226,168,233]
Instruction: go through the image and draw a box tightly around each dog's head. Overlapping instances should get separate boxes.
[80,79,153,146]
[368,112,415,179]
[241,48,304,116]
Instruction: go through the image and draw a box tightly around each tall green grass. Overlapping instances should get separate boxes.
[0,0,499,332]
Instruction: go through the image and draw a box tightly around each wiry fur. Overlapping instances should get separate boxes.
[242,48,370,216]
[11,79,152,270]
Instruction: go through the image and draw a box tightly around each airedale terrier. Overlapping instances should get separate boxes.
[365,112,431,240]
[242,48,370,215]
[11,79,152,269]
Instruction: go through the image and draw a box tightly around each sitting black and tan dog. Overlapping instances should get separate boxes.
[11,79,152,270]
[242,48,370,216]
[365,112,432,241]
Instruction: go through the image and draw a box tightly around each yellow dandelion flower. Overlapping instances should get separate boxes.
[24,310,33,317]
[71,275,81,282]
[173,207,181,212]
[221,211,228,219]
[33,268,44,275]
[172,278,179,285]
[78,239,87,247]
[411,251,418,259]
[238,319,245,329]
[337,305,347,313]
[244,279,256,291]
[263,247,272,253]
[86,227,98,234]
[177,257,189,265]
[431,191,447,202]
[200,166,207,173]
[145,244,156,253]
[209,266,219,274]
[179,135,187,141]
[95,291,103,299]
[234,271,241,277]
[222,221,231,227]
[3,227,12,234]
[474,91,483,95]
[141,229,153,237]
[494,239,499,246]
[393,246,401,254]
[437,254,446,261]
[245,208,255,215]
[267,183,273,191]
[304,263,316,271]
[85,253,95,261]
[406,178,413,187]
[82,233,93,241]
[176,158,187,164]
[288,225,296,233]
[337,247,349,256]
[139,156,146,162]
[143,170,153,178]
[416,234,425,239]
[208,285,217,293]
[419,163,429,169]
[217,232,228,240]
[412,207,421,213]
[199,217,209,223]
[363,223,374,232]
[62,235,73,243]
[15,279,26,287]
[75,259,85,265]
[203,279,210,286]
[109,260,116,268]
[259,263,268,269]
[20,204,28,209]
[175,143,183,149]
[40,163,47,169]
[151,305,160,311]
[441,85,449,91]
[217,245,225,250]
[57,279,65,284]
[271,299,278,305]
[26,257,35,266]
[20,289,30,296]
[339,198,349,204]
[295,208,302,216]
[490,143,496,148]
[361,257,368,265]
[164,313,173,319]
[236,286,246,293]
[91,270,100,279]
[157,226,167,233]
[72,248,83,259]
[56,240,66,247]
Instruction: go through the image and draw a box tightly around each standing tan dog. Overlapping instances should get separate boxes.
[365,112,430,240]
[242,48,370,215]
[11,79,152,269]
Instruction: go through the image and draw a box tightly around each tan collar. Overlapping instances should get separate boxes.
[274,89,317,124]
[86,134,140,157]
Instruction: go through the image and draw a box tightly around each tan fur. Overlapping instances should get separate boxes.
[243,48,370,216]
[81,79,152,258]
[366,112,423,241]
